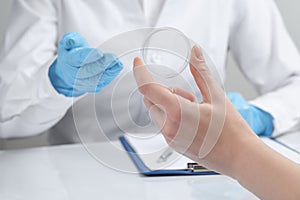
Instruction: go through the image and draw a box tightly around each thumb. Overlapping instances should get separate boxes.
[189,45,222,103]
[58,32,104,66]
[59,32,89,51]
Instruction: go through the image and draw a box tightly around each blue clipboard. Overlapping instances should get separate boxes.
[119,136,219,176]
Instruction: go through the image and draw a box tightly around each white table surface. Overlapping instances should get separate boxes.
[276,131,300,153]
[0,140,259,200]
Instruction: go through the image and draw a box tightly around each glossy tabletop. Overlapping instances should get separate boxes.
[0,140,258,200]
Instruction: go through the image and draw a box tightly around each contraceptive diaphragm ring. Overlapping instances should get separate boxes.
[141,27,191,78]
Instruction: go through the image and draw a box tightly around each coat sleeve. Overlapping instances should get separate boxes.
[0,0,73,138]
[229,0,300,136]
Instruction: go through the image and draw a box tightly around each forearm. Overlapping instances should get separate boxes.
[233,136,300,200]
[230,0,300,135]
[0,113,63,138]
[0,0,72,138]
[0,66,74,138]
[250,77,300,135]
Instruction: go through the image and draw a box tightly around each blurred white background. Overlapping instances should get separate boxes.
[0,0,300,149]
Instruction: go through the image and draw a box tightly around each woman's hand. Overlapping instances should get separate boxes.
[133,45,256,175]
[133,45,300,200]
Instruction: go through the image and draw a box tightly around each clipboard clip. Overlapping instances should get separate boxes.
[157,148,173,163]
[187,163,210,172]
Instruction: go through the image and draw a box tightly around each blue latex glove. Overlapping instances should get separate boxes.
[49,32,123,97]
[227,92,274,136]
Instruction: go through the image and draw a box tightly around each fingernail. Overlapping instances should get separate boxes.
[193,45,202,59]
[65,39,75,50]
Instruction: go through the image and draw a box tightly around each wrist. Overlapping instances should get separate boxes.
[198,118,259,178]
[229,130,260,180]
[48,59,64,90]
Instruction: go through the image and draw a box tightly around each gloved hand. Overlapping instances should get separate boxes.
[227,92,274,136]
[48,32,123,97]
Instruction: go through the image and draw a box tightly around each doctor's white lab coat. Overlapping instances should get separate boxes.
[0,0,300,143]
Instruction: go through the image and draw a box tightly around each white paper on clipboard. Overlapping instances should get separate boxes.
[125,134,300,171]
